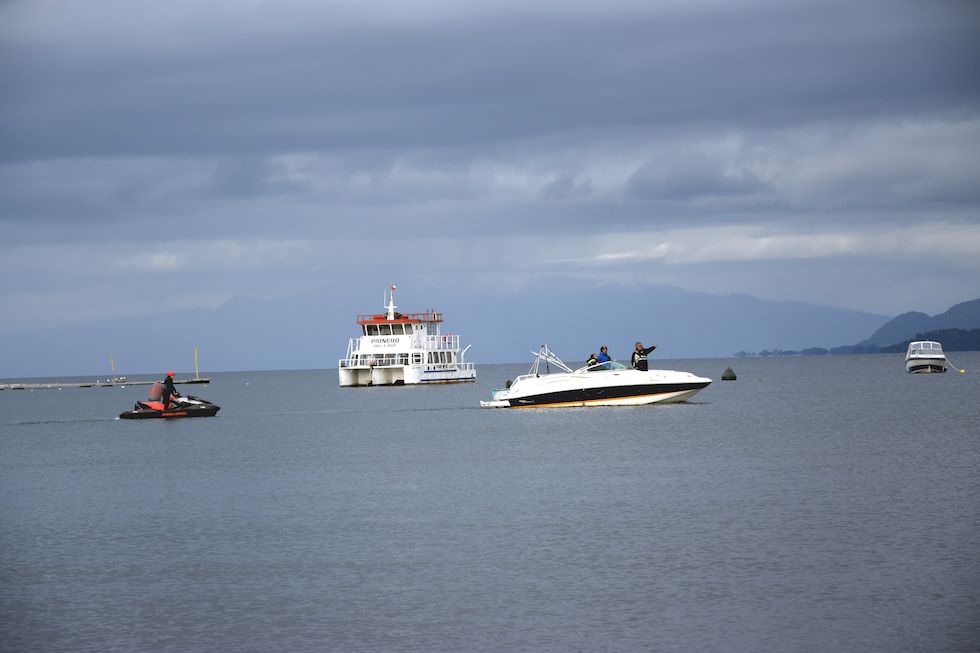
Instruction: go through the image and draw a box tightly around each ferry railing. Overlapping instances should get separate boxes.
[339,334,468,368]
[345,335,460,351]
[356,312,443,323]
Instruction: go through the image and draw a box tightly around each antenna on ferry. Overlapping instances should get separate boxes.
[386,283,397,320]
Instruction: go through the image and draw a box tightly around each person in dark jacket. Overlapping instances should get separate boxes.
[161,371,180,409]
[631,342,657,371]
[586,353,599,369]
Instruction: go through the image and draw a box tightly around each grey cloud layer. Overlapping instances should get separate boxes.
[3,0,977,160]
[1,0,978,327]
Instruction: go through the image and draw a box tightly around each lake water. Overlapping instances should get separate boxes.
[2,354,979,652]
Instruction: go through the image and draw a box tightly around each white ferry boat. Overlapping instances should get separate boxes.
[338,286,476,386]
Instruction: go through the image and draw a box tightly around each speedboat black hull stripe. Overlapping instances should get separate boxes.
[508,382,710,407]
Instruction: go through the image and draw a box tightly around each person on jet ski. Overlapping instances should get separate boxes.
[162,371,180,409]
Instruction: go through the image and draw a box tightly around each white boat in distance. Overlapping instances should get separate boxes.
[480,344,711,408]
[338,286,476,386]
[905,340,947,374]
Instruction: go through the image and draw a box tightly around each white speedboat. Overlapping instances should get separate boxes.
[480,344,711,408]
[905,340,947,373]
[338,285,476,386]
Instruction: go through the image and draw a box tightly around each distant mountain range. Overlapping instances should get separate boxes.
[751,298,980,357]
[832,298,980,354]
[0,280,896,378]
[879,328,980,353]
[864,298,980,346]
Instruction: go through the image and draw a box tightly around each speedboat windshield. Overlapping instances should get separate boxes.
[908,341,944,356]
[577,360,629,372]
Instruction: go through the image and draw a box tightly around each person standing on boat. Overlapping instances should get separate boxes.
[161,371,180,409]
[596,346,612,370]
[631,342,657,371]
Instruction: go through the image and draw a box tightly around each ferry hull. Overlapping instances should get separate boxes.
[339,365,476,386]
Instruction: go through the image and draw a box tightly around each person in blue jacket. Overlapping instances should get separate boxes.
[595,346,612,370]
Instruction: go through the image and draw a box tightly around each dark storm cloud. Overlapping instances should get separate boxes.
[626,154,771,201]
[540,173,593,200]
[207,157,308,199]
[1,0,977,162]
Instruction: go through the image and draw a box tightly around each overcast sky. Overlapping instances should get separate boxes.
[2,0,978,333]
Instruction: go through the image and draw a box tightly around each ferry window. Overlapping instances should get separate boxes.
[412,353,422,364]
[366,325,378,336]
[439,352,447,363]
[378,324,391,335]
[392,324,404,335]
[448,352,455,364]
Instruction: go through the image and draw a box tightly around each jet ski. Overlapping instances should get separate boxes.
[119,395,221,419]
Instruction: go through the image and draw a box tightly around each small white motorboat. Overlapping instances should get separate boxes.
[905,340,947,374]
[480,344,711,408]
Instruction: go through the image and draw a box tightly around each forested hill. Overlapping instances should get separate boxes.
[879,328,980,353]
[866,298,980,346]
[749,297,980,357]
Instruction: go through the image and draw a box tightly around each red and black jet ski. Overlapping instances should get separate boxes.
[119,395,220,419]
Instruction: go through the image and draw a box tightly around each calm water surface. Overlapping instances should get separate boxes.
[2,354,979,652]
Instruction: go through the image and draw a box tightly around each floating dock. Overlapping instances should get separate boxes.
[0,379,210,391]
[2,348,214,391]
